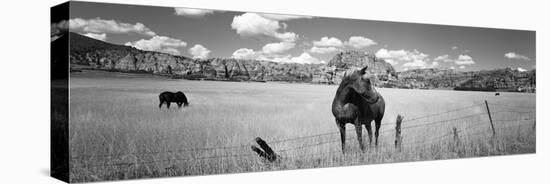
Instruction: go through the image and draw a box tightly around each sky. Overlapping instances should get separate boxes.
[58,1,536,72]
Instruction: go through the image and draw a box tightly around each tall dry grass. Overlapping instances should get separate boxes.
[67,71,535,182]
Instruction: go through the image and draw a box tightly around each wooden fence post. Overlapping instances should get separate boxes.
[394,114,403,151]
[452,127,460,146]
[251,137,278,162]
[484,100,496,137]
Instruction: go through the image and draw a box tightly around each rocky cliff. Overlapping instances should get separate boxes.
[64,32,393,84]
[327,50,396,84]
[61,32,535,92]
[393,67,536,92]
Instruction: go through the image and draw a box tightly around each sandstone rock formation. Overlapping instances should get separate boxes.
[60,32,535,92]
[65,32,394,84]
[327,50,396,84]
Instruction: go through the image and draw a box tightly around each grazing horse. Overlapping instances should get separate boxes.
[495,92,500,96]
[159,91,189,109]
[331,66,385,153]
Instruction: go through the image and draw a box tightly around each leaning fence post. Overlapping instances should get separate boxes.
[394,114,403,151]
[484,100,496,137]
[251,137,278,162]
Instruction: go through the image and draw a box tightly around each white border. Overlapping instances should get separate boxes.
[0,0,547,183]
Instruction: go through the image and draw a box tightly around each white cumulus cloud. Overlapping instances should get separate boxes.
[403,60,428,68]
[262,42,296,54]
[309,46,341,54]
[188,44,211,59]
[231,13,297,42]
[455,54,475,65]
[313,37,344,47]
[174,8,215,17]
[375,49,428,67]
[429,61,439,68]
[375,49,407,65]
[504,52,530,61]
[69,18,156,37]
[232,48,257,59]
[255,52,324,64]
[434,55,453,63]
[256,54,289,63]
[375,49,408,59]
[345,36,377,49]
[231,13,281,37]
[288,52,324,64]
[273,32,297,42]
[83,32,107,41]
[125,36,187,55]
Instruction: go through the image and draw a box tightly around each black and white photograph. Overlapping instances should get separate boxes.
[47,1,540,183]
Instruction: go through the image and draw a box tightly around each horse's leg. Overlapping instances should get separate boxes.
[159,101,163,109]
[177,102,182,108]
[375,119,382,147]
[166,102,171,109]
[355,119,364,151]
[336,119,346,153]
[365,121,373,147]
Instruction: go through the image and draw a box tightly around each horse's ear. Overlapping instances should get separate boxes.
[360,66,368,74]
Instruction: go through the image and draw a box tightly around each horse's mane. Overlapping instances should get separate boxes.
[338,70,358,90]
[336,70,358,97]
[336,69,378,104]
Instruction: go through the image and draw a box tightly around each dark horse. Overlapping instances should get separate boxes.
[159,91,189,109]
[331,66,385,153]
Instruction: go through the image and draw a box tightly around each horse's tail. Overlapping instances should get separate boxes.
[183,94,189,106]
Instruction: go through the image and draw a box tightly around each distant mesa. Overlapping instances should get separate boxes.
[327,50,396,84]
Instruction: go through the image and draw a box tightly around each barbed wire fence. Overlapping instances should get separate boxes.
[70,100,535,169]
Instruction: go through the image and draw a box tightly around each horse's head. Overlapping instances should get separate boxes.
[343,66,379,104]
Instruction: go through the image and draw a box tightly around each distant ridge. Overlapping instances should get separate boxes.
[68,32,134,53]
[62,32,395,84]
[59,32,535,92]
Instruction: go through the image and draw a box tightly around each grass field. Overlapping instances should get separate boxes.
[67,70,536,182]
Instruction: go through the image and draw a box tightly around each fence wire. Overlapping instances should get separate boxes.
[70,101,535,168]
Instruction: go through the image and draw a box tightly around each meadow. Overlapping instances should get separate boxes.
[67,70,536,182]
